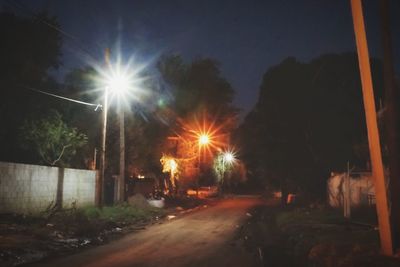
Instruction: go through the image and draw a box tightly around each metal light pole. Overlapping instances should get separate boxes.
[197,134,210,196]
[97,48,111,207]
[350,0,393,255]
[222,151,234,193]
[220,153,226,195]
[197,144,201,197]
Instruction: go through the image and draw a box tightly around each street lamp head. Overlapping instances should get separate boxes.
[98,57,147,104]
[199,134,210,146]
[106,72,130,96]
[223,151,234,163]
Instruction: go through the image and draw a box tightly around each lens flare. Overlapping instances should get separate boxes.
[86,48,150,111]
[199,134,210,146]
[223,151,235,163]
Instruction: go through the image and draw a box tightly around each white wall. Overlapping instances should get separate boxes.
[0,161,97,214]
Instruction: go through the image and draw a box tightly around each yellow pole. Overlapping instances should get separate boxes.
[350,0,393,255]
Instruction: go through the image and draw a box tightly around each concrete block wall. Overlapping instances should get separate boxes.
[0,161,97,214]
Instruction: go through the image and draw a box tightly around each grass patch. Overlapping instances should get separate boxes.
[81,204,165,222]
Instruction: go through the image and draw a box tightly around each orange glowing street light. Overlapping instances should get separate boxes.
[198,134,210,146]
[196,133,211,197]
[183,115,231,197]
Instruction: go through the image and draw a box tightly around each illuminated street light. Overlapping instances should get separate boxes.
[223,151,234,164]
[106,72,130,96]
[98,50,143,206]
[213,149,236,196]
[196,133,210,197]
[199,134,210,146]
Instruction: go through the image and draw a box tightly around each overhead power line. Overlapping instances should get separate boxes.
[22,85,102,110]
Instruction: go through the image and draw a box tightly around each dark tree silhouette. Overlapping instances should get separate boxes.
[157,54,238,121]
[0,11,62,163]
[238,53,384,202]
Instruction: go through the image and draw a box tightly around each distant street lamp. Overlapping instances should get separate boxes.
[197,133,211,164]
[199,134,210,146]
[223,151,234,164]
[219,150,235,194]
[196,133,210,196]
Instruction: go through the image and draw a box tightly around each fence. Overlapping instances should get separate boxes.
[0,161,97,214]
[327,172,374,208]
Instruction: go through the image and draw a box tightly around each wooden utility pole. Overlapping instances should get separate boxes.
[350,0,393,255]
[379,0,400,251]
[118,105,125,202]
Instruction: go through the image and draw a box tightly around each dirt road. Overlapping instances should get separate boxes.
[28,196,264,267]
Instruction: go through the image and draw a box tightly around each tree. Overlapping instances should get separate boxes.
[20,110,87,167]
[62,66,102,168]
[0,11,62,163]
[238,53,384,201]
[124,111,169,177]
[158,55,239,186]
[157,54,238,121]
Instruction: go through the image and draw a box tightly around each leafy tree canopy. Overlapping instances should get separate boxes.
[19,110,87,167]
[157,54,238,120]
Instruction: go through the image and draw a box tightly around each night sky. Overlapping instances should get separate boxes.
[3,0,400,117]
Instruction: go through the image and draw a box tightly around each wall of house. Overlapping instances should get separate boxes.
[0,161,97,214]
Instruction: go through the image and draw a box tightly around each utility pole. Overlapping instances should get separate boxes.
[118,103,125,202]
[197,146,200,197]
[93,148,97,170]
[350,0,393,255]
[98,48,111,207]
[379,0,400,252]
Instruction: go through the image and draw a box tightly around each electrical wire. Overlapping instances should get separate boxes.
[22,85,102,110]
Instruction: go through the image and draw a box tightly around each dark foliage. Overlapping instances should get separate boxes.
[157,54,238,120]
[237,53,384,200]
[0,11,62,164]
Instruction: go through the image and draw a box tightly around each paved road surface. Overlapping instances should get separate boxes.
[29,197,264,267]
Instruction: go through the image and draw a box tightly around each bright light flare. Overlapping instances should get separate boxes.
[103,62,143,100]
[223,151,235,163]
[106,72,130,96]
[91,51,149,109]
[199,134,210,146]
[182,113,232,159]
